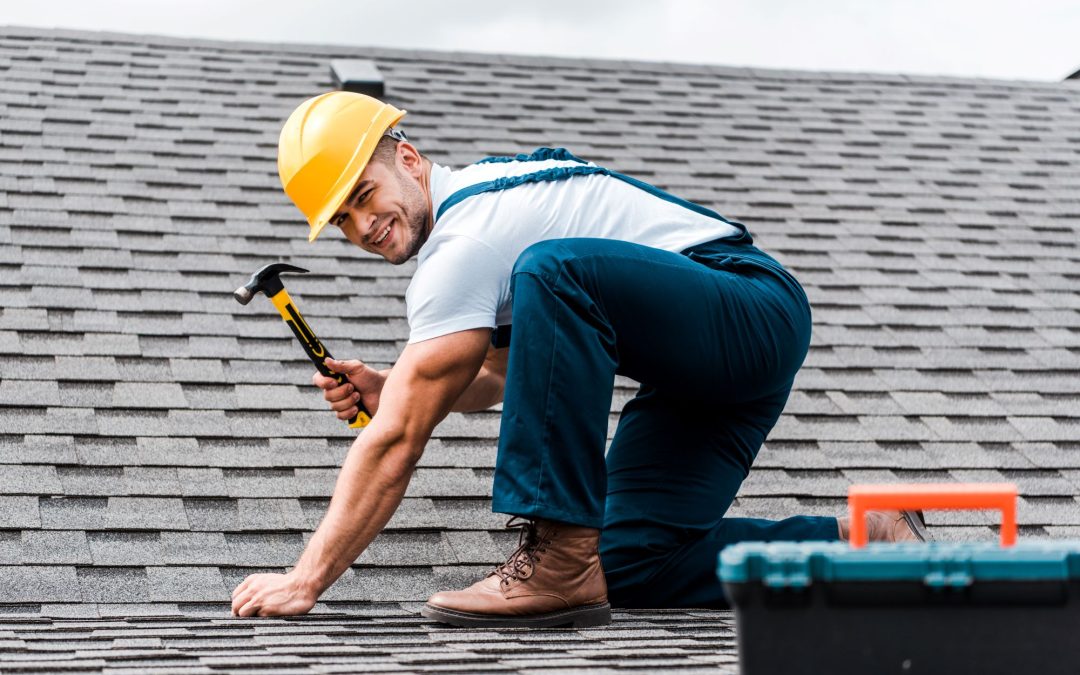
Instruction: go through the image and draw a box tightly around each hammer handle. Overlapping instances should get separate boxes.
[268,289,372,429]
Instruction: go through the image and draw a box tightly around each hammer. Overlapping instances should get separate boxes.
[234,262,371,429]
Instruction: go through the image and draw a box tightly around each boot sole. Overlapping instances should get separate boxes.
[420,601,611,629]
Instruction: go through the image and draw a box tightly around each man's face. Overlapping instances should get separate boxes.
[329,145,431,265]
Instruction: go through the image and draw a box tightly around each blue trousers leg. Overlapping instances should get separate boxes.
[492,237,838,608]
[601,384,839,608]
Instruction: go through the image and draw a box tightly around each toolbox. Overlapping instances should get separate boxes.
[718,483,1080,675]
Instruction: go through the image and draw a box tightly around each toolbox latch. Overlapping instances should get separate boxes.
[923,554,974,590]
[763,553,812,589]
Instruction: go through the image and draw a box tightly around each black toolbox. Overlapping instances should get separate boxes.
[717,484,1080,674]
[719,540,1080,674]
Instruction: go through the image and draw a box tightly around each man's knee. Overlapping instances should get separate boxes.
[600,536,729,609]
[600,548,659,608]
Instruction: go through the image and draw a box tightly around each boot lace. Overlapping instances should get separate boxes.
[492,517,552,587]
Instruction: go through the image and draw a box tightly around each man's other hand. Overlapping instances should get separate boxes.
[314,358,387,420]
[231,572,317,617]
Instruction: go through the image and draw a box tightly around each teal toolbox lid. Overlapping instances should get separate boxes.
[718,541,1080,589]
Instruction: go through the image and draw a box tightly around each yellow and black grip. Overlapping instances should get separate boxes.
[268,289,371,429]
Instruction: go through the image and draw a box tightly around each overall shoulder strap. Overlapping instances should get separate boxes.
[436,163,606,222]
[474,147,591,165]
[436,147,751,244]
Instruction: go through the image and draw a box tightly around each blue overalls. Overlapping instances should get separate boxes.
[436,149,839,608]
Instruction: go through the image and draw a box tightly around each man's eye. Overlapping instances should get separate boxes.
[358,190,373,203]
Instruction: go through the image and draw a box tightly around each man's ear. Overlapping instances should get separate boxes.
[397,141,423,178]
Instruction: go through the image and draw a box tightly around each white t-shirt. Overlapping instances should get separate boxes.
[405,156,741,344]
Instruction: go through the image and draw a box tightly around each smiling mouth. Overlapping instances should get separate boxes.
[372,222,391,247]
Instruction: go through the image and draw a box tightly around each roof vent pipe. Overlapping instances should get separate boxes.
[330,60,386,97]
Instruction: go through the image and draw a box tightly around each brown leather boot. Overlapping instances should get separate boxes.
[421,517,611,628]
[837,510,932,542]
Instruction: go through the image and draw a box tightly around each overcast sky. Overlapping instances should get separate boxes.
[3,0,1078,81]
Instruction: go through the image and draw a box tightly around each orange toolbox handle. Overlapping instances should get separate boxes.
[847,483,1018,549]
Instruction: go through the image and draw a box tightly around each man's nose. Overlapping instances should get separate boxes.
[346,206,375,233]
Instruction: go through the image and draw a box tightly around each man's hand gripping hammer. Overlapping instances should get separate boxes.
[234,262,371,429]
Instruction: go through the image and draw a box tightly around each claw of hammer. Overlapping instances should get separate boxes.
[233,262,309,305]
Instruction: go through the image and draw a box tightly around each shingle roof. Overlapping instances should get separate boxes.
[1,23,1079,673]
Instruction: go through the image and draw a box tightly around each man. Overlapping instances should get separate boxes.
[229,92,928,627]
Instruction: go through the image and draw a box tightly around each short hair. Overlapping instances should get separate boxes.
[370,136,398,167]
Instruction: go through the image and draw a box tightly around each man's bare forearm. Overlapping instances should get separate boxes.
[230,330,489,617]
[290,423,419,596]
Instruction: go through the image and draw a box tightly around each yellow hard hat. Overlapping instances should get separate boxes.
[277,92,406,242]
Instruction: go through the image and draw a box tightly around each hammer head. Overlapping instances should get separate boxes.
[234,262,309,305]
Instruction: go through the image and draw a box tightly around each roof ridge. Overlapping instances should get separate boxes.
[0,23,1071,87]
